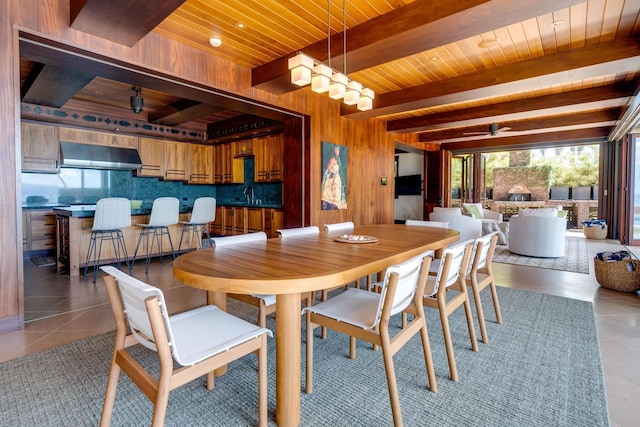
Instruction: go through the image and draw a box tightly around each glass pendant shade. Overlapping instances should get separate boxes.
[343,81,362,105]
[288,53,314,86]
[357,87,374,111]
[312,64,332,93]
[329,73,348,99]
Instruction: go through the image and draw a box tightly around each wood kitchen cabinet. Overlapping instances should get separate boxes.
[254,134,283,182]
[213,143,243,184]
[137,137,165,177]
[164,140,188,181]
[233,139,253,157]
[209,205,225,235]
[209,206,281,237]
[264,208,284,238]
[221,206,245,235]
[246,207,264,233]
[58,127,138,148]
[23,209,57,253]
[188,144,213,184]
[21,122,60,173]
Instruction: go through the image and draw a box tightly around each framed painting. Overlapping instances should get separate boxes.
[321,142,347,210]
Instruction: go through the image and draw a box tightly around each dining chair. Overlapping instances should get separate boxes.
[466,232,502,344]
[303,251,437,426]
[276,225,320,238]
[322,221,354,232]
[99,266,271,427]
[132,197,179,274]
[405,219,449,228]
[177,196,216,254]
[423,239,478,382]
[211,232,278,328]
[84,197,132,283]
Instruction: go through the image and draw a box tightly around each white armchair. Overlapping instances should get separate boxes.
[508,213,567,258]
[462,203,503,222]
[429,207,482,242]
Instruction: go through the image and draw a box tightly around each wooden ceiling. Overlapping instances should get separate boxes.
[20,0,640,149]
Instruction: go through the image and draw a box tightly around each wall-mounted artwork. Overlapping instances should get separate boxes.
[321,142,347,210]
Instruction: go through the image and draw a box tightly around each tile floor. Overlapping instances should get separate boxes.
[2,232,640,426]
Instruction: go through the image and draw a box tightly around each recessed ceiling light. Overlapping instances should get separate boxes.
[550,20,565,27]
[209,37,222,48]
[236,22,246,29]
[478,38,499,48]
[430,57,438,61]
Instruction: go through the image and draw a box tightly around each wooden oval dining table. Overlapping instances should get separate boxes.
[173,223,459,427]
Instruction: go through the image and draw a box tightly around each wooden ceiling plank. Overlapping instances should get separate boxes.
[148,100,226,126]
[252,0,584,93]
[21,63,95,108]
[344,38,640,119]
[69,0,186,47]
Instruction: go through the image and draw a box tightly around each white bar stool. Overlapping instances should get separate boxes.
[133,197,179,274]
[177,197,216,254]
[84,197,132,284]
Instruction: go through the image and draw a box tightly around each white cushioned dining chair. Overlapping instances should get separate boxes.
[323,221,354,233]
[211,232,277,328]
[177,196,216,254]
[84,197,132,284]
[99,266,272,427]
[466,232,502,344]
[133,197,179,274]
[276,225,320,238]
[303,251,437,426]
[423,239,478,382]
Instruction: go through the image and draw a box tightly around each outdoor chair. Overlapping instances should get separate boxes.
[303,251,437,426]
[99,266,271,427]
[276,225,320,238]
[132,197,179,274]
[177,196,216,253]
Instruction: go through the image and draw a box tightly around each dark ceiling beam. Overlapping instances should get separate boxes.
[343,38,640,119]
[388,82,636,133]
[252,0,583,94]
[69,0,186,47]
[21,62,94,107]
[148,100,226,126]
[418,109,621,143]
[440,127,611,152]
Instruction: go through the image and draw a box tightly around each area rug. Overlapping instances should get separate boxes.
[493,236,589,274]
[0,287,608,426]
[30,256,56,267]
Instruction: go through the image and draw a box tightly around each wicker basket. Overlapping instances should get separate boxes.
[583,224,607,239]
[593,257,640,292]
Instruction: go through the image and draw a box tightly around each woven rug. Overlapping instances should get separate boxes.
[493,236,589,274]
[0,287,608,426]
[30,256,56,267]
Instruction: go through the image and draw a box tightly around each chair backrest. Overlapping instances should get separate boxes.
[370,251,432,328]
[323,221,354,232]
[276,226,320,238]
[148,197,179,227]
[93,197,131,230]
[211,231,267,247]
[405,219,449,228]
[426,239,474,296]
[189,197,216,224]
[100,266,172,353]
[471,232,498,272]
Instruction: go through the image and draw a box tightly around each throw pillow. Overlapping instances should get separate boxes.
[462,203,483,219]
[557,210,568,219]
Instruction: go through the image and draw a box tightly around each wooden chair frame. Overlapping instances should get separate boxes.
[305,256,437,427]
[100,274,269,427]
[466,233,503,344]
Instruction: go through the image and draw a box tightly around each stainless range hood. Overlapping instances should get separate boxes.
[60,142,142,170]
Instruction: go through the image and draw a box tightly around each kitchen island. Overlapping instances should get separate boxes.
[54,205,194,277]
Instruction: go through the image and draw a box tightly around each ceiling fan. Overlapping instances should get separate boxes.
[464,123,512,136]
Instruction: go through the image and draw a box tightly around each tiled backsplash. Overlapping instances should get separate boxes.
[22,157,282,208]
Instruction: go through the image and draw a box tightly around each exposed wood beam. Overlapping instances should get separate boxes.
[70,0,186,47]
[21,63,94,107]
[418,109,621,143]
[388,82,636,133]
[343,38,640,119]
[252,0,583,94]
[440,128,610,152]
[149,100,225,126]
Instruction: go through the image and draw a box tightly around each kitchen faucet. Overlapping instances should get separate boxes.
[243,186,254,204]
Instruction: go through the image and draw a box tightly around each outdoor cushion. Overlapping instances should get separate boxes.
[462,203,483,219]
[557,210,568,219]
[432,207,462,215]
[518,207,559,217]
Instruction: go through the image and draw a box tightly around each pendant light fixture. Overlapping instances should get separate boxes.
[130,86,143,114]
[287,0,374,111]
